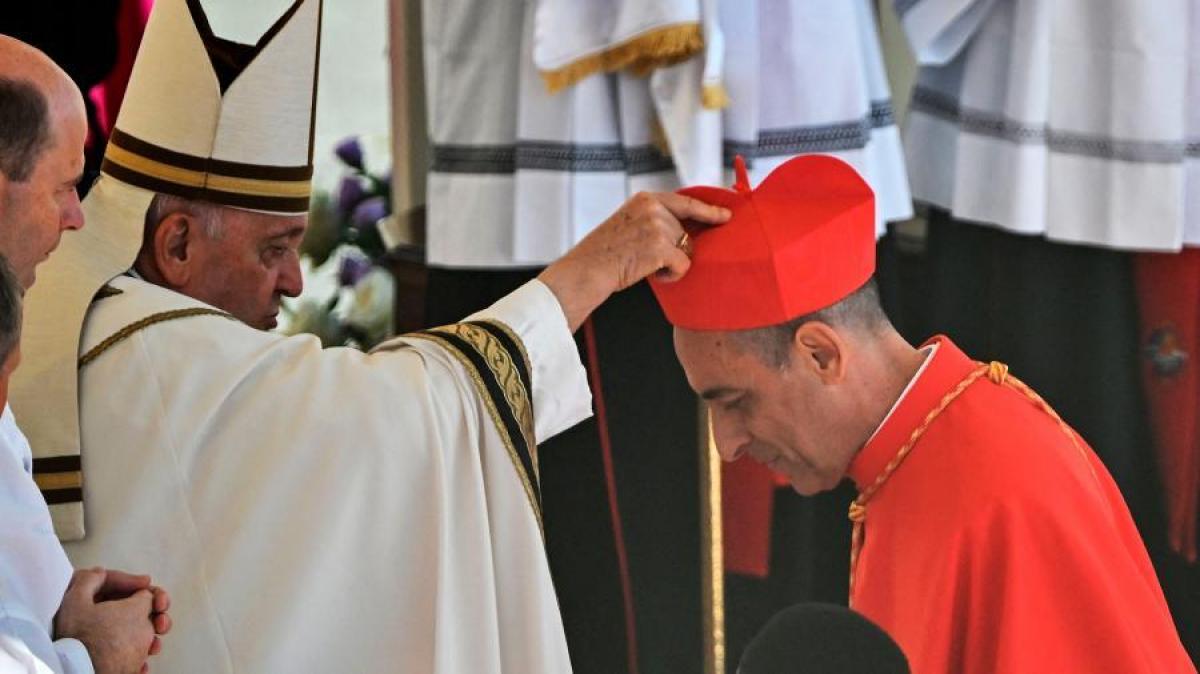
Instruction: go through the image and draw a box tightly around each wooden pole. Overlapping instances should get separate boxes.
[700,405,725,674]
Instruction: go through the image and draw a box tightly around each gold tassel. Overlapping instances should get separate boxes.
[650,117,673,158]
[540,22,704,94]
[701,82,730,110]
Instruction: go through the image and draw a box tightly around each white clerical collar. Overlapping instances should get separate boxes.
[863,343,939,447]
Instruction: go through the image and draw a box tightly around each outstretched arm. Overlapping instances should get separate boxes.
[537,191,729,332]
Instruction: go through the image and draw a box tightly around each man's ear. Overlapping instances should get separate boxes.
[152,212,197,288]
[792,321,849,384]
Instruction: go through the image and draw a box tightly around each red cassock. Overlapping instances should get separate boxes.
[848,336,1193,673]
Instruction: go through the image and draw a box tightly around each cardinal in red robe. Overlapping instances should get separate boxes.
[651,154,1193,672]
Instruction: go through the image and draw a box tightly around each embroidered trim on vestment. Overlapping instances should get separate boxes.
[384,320,543,536]
[910,85,1196,163]
[78,308,236,368]
[430,100,897,176]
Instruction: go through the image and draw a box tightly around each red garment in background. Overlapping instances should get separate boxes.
[722,457,788,577]
[1135,250,1200,562]
[847,336,1190,672]
[722,459,774,577]
[89,0,154,134]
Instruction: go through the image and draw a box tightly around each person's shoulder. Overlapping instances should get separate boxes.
[99,275,218,315]
[928,379,1102,505]
[80,276,272,365]
[0,403,31,468]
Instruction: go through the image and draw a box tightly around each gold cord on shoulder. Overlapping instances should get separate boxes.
[848,359,1102,605]
[79,308,235,368]
[847,363,988,603]
[987,360,1008,385]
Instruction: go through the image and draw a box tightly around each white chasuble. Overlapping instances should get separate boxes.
[64,275,590,673]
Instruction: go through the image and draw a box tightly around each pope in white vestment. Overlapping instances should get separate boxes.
[64,274,589,673]
[11,1,726,671]
[7,0,734,671]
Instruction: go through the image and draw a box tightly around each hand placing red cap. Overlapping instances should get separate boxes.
[651,153,876,331]
[537,191,732,332]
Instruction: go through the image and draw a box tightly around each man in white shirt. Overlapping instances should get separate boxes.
[0,35,170,674]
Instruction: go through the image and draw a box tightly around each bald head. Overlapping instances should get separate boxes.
[0,35,86,287]
[0,34,78,104]
[0,36,82,177]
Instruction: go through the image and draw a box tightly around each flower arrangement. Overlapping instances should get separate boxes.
[281,136,396,349]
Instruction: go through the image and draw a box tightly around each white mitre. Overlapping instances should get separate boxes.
[12,0,322,540]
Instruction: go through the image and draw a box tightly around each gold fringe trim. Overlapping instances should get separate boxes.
[701,82,730,110]
[650,117,673,158]
[541,22,703,94]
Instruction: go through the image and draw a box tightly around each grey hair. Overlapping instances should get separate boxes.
[0,77,52,182]
[143,193,226,239]
[732,278,890,367]
[0,254,22,367]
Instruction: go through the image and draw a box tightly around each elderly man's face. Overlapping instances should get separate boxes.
[183,210,306,330]
[675,327,852,495]
[0,92,86,289]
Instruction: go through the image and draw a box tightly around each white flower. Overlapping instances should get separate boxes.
[337,266,394,345]
[281,298,345,346]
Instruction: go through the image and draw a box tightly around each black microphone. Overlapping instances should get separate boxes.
[738,603,910,674]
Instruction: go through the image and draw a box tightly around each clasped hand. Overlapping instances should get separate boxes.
[55,567,172,674]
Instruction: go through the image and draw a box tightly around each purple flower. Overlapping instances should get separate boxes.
[335,136,365,170]
[350,196,388,230]
[338,254,373,287]
[336,175,367,216]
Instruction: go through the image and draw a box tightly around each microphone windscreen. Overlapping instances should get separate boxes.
[738,603,910,674]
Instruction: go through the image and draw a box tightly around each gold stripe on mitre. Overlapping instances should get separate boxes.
[34,471,83,491]
[102,128,313,213]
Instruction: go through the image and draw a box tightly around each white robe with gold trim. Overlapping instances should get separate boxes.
[64,275,589,673]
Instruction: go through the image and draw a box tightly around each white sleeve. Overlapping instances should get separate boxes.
[50,640,92,674]
[466,279,593,442]
[0,602,93,674]
[895,0,997,64]
[0,633,55,674]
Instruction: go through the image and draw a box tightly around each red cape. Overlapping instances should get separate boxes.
[846,337,1192,673]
